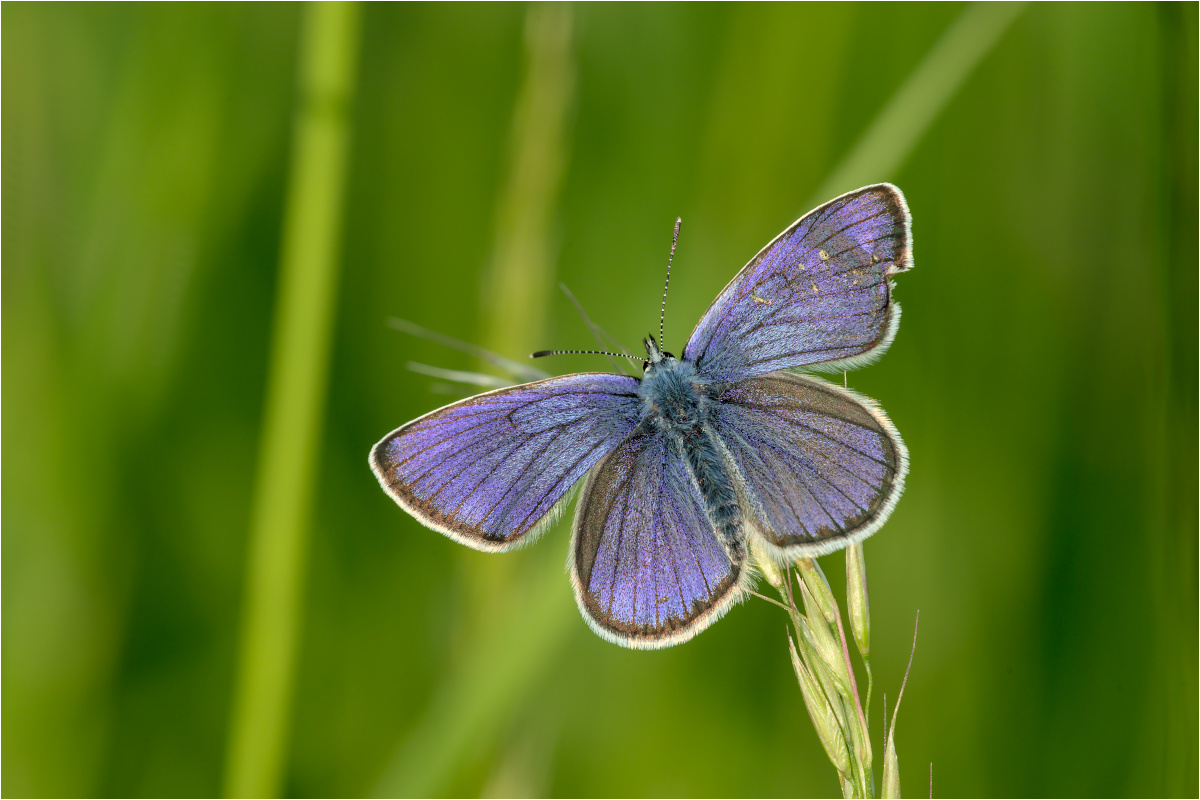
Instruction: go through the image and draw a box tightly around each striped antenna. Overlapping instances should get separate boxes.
[660,217,682,349]
[531,348,648,364]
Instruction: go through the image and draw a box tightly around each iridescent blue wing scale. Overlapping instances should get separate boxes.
[684,184,912,383]
[370,373,641,551]
[710,372,907,556]
[570,428,744,648]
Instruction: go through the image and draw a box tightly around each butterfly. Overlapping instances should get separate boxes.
[371,184,911,649]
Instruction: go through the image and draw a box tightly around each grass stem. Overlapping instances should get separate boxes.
[372,6,575,795]
[223,4,361,796]
[809,2,1026,207]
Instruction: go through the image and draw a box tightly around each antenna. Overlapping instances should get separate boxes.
[531,348,648,365]
[660,217,681,350]
[558,283,637,376]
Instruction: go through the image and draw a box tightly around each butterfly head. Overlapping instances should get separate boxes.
[642,335,675,372]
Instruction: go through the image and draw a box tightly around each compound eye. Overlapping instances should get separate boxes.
[662,351,675,360]
[641,360,651,372]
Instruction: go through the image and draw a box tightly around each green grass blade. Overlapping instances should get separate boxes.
[371,5,575,796]
[809,2,1027,207]
[372,547,574,797]
[223,4,361,796]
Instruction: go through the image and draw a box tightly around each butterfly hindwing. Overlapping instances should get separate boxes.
[684,184,912,383]
[370,373,641,551]
[571,428,745,648]
[710,372,907,556]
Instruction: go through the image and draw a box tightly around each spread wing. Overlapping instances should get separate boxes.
[571,428,746,649]
[684,184,912,383]
[370,373,641,551]
[710,372,907,557]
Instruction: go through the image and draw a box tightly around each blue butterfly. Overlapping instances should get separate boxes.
[371,185,911,648]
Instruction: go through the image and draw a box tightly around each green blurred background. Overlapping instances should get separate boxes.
[4,2,1197,797]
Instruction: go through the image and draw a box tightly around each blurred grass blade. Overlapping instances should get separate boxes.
[558,282,637,376]
[480,2,575,360]
[372,5,575,796]
[405,361,513,389]
[223,3,361,796]
[387,317,550,382]
[809,1,1027,207]
[372,547,574,797]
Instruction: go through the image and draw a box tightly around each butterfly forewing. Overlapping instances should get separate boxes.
[710,373,907,556]
[371,373,640,551]
[685,184,912,383]
[571,429,744,648]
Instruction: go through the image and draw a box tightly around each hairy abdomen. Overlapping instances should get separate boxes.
[676,425,743,563]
